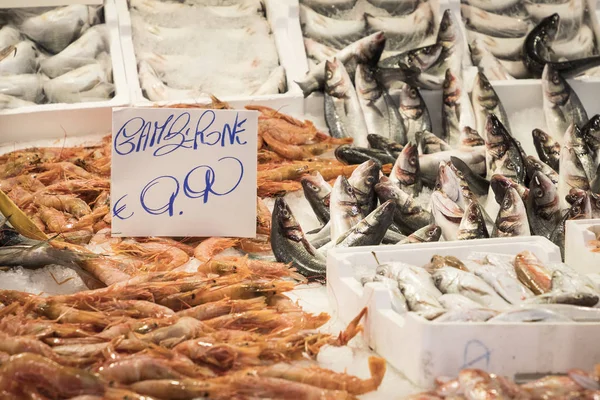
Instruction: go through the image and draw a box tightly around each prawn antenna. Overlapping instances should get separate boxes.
[371,251,381,266]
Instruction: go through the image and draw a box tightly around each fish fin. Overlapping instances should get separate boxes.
[294,80,313,98]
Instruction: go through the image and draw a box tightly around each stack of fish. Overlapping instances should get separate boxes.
[129,0,287,101]
[464,0,600,79]
[405,366,600,399]
[361,250,600,323]
[0,5,114,109]
[300,0,440,63]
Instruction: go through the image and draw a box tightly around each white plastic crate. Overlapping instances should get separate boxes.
[325,237,600,388]
[565,219,600,275]
[114,0,306,107]
[0,0,130,144]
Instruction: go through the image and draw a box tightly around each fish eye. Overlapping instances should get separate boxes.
[366,176,375,184]
[326,71,332,79]
[572,206,581,215]
[441,21,448,30]
[443,79,450,89]
[468,214,477,222]
[506,162,515,170]
[410,88,417,97]
[428,230,435,236]
[409,156,417,166]
[502,198,512,209]
[456,171,464,178]
[534,188,543,198]
[552,75,560,85]
[423,47,432,54]
[346,186,353,194]
[282,209,290,218]
[309,183,319,192]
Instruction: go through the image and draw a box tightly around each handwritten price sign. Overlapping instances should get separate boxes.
[111,107,258,237]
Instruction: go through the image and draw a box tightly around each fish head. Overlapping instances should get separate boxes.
[468,39,487,65]
[491,174,517,204]
[525,155,547,179]
[541,13,560,41]
[532,128,552,147]
[459,201,486,234]
[431,190,463,220]
[354,64,381,101]
[589,192,600,215]
[561,146,590,189]
[473,71,498,111]
[499,187,525,217]
[361,31,386,65]
[568,193,592,220]
[349,160,380,194]
[407,42,443,71]
[583,115,600,138]
[395,141,419,177]
[529,171,557,208]
[301,172,330,200]
[367,134,394,150]
[375,179,411,206]
[398,83,422,110]
[370,200,396,225]
[563,123,586,148]
[484,114,508,145]
[542,64,569,106]
[325,58,350,97]
[437,9,457,43]
[333,175,358,204]
[273,197,302,237]
[442,68,458,97]
[435,162,461,203]
[460,126,485,147]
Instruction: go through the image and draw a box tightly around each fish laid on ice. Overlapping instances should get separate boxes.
[420,147,486,184]
[430,190,463,241]
[336,200,395,248]
[301,172,331,225]
[466,29,523,60]
[551,24,595,61]
[0,93,36,109]
[300,0,358,16]
[563,124,595,182]
[442,69,476,147]
[303,38,338,63]
[252,66,287,96]
[457,201,489,240]
[471,71,510,139]
[461,4,531,38]
[324,59,369,147]
[459,127,485,148]
[488,308,572,322]
[526,171,561,239]
[330,176,362,242]
[367,0,421,15]
[367,134,404,159]
[397,224,442,244]
[492,187,530,237]
[418,131,451,155]
[582,115,600,161]
[397,83,431,144]
[450,156,489,196]
[558,146,590,209]
[514,250,552,295]
[300,4,366,50]
[471,258,534,304]
[484,114,525,184]
[138,60,202,102]
[525,155,559,185]
[435,308,499,322]
[44,63,113,104]
[389,142,422,196]
[532,129,561,172]
[0,25,22,49]
[375,176,431,235]
[469,39,515,81]
[348,160,380,217]
[394,265,446,320]
[438,293,484,310]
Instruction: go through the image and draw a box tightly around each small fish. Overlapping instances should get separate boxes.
[420,147,487,185]
[303,38,338,62]
[348,160,380,216]
[379,40,443,73]
[442,69,476,147]
[390,142,422,195]
[366,134,403,159]
[457,201,489,240]
[300,0,357,16]
[417,131,451,155]
[484,115,525,184]
[558,146,590,209]
[252,66,287,96]
[435,308,499,322]
[0,243,83,269]
[394,265,445,319]
[397,224,442,244]
[488,308,572,322]
[137,60,201,102]
[551,24,595,61]
[430,190,463,241]
[492,187,531,237]
[324,59,369,147]
[525,155,559,185]
[469,39,515,81]
[0,41,38,76]
[18,4,97,54]
[467,29,524,60]
[366,0,421,15]
[459,126,485,148]
[438,293,484,310]
[270,198,326,280]
[490,174,529,205]
[369,275,409,314]
[334,144,396,166]
[472,257,534,304]
[355,64,406,144]
[465,0,520,12]
[0,73,45,103]
[432,267,511,309]
[301,172,331,225]
[548,262,599,295]
[525,292,599,307]
[462,4,531,38]
[525,0,584,28]
[375,176,431,235]
[365,2,434,52]
[450,156,489,196]
[397,83,431,144]
[514,250,552,295]
[40,25,108,79]
[526,171,561,239]
[336,200,395,247]
[44,63,114,104]
[564,123,595,182]
[296,32,386,97]
[330,176,362,241]
[532,128,561,172]
[436,161,470,209]
[471,71,510,138]
[299,4,366,50]
[582,114,600,160]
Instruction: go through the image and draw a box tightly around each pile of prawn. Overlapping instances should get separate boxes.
[0,272,385,399]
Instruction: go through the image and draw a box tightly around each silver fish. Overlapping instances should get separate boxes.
[43,63,113,104]
[303,38,338,62]
[300,0,357,16]
[365,2,434,52]
[466,29,524,60]
[435,308,499,322]
[301,172,331,226]
[252,66,287,96]
[355,64,406,144]
[488,308,573,322]
[18,5,97,54]
[558,146,590,209]
[418,131,451,155]
[40,24,108,79]
[436,161,472,209]
[465,0,520,12]
[532,128,561,172]
[438,293,484,310]
[0,41,38,76]
[330,176,362,242]
[525,0,584,37]
[497,58,531,79]
[548,263,599,295]
[395,265,445,319]
[458,201,489,240]
[525,155,559,185]
[348,160,380,216]
[336,200,396,247]
[296,32,386,97]
[484,114,526,184]
[472,261,534,305]
[461,4,531,38]
[526,171,560,239]
[366,0,421,15]
[492,187,531,237]
[551,24,595,61]
[374,176,431,235]
[324,58,369,147]
[0,74,45,103]
[470,39,515,81]
[420,147,487,184]
[542,64,588,144]
[472,72,510,140]
[442,69,476,147]
[398,83,431,144]
[0,93,36,109]
[390,141,422,195]
[369,275,409,314]
[300,4,366,50]
[138,60,201,102]
[397,224,441,244]
[582,115,600,163]
[513,303,600,322]
[0,25,22,50]
[430,190,463,241]
[432,267,511,309]
[459,126,485,148]
[564,123,595,182]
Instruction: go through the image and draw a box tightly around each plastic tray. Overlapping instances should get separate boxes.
[325,237,600,388]
[0,0,130,144]
[565,219,600,275]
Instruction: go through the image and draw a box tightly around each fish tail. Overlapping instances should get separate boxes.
[294,79,314,98]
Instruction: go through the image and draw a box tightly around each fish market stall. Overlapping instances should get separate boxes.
[0,0,129,140]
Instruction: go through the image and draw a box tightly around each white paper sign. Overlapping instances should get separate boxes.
[111,107,258,238]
